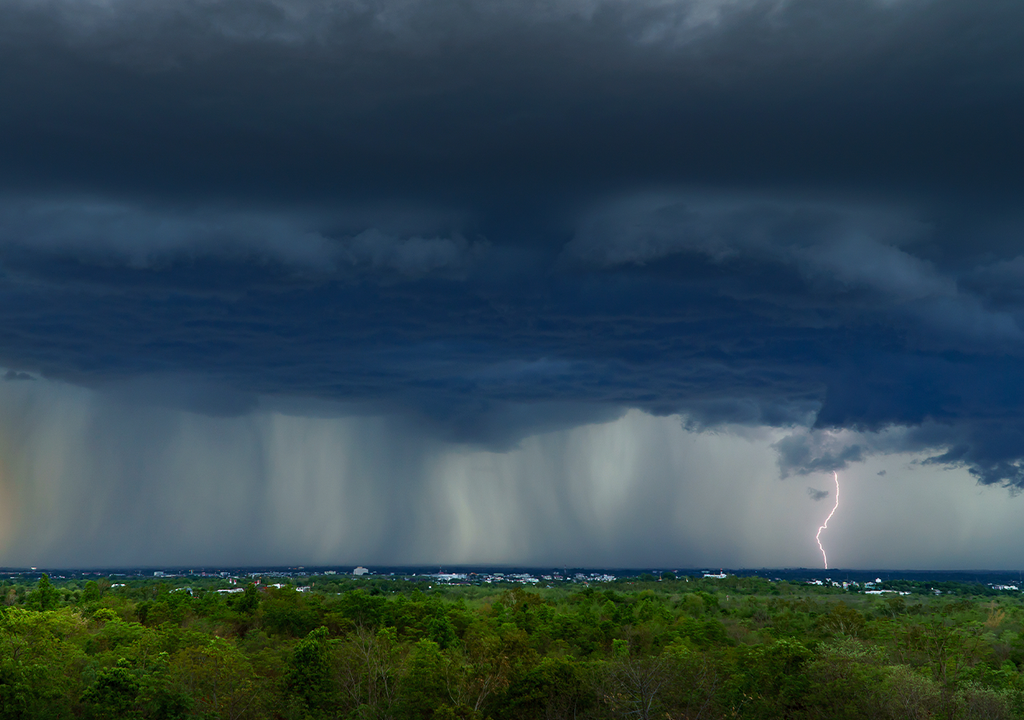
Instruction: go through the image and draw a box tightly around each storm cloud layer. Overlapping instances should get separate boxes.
[1,0,1024,565]
[2,0,1022,200]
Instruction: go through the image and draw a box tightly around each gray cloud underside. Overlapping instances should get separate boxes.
[0,0,1021,203]
[1,0,1023,485]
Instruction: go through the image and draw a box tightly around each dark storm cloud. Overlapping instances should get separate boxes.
[1,0,1024,486]
[807,487,829,502]
[0,0,1022,204]
[775,431,866,478]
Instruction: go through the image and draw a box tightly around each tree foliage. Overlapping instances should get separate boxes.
[2,573,1024,718]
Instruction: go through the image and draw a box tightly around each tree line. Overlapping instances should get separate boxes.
[3,572,1024,718]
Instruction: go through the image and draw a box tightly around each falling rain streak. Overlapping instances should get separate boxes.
[815,471,840,569]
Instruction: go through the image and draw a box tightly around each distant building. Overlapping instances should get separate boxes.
[353,566,369,576]
[865,590,910,595]
[435,573,468,583]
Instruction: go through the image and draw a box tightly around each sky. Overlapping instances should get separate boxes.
[1,0,1024,569]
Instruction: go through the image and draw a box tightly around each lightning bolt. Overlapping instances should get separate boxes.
[815,471,840,569]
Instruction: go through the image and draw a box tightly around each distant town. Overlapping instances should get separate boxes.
[3,565,1024,595]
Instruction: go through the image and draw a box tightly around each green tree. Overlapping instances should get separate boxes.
[818,602,866,637]
[0,607,85,718]
[335,626,400,719]
[723,639,813,719]
[498,656,594,720]
[83,658,140,719]
[80,581,102,605]
[878,665,941,720]
[26,575,59,612]
[399,640,449,720]
[287,626,334,717]
[606,651,669,720]
[802,638,885,720]
[0,658,50,720]
[235,583,261,614]
[659,644,720,720]
[168,640,262,719]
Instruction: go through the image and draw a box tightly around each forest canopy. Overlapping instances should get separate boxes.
[2,572,1024,719]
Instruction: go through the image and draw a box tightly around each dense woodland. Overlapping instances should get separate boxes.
[4,572,1024,719]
